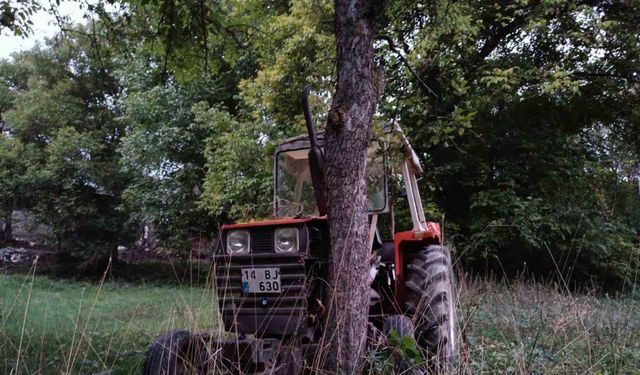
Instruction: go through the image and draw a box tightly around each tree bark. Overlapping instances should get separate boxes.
[320,0,383,373]
[0,209,12,244]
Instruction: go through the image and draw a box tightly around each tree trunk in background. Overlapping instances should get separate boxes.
[320,0,383,373]
[110,240,119,268]
[0,210,12,243]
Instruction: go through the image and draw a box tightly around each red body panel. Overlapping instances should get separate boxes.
[393,222,441,306]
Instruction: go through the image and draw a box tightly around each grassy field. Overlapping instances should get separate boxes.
[1,271,638,374]
[457,276,639,374]
[0,272,219,375]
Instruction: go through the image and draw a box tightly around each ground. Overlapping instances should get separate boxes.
[1,272,638,374]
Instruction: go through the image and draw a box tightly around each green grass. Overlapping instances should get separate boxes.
[458,276,640,374]
[1,270,638,374]
[0,272,219,375]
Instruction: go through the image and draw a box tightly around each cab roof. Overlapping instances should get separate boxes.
[275,132,325,153]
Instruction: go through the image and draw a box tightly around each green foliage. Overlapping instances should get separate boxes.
[30,127,105,247]
[0,0,41,36]
[118,79,218,250]
[374,0,640,287]
[0,30,128,251]
[237,0,335,129]
[0,135,26,211]
[196,105,272,221]
[0,0,638,286]
[5,79,84,140]
[386,330,423,362]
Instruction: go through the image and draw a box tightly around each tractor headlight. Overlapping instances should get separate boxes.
[226,230,250,254]
[274,227,299,253]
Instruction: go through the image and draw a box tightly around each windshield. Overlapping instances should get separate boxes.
[275,147,386,217]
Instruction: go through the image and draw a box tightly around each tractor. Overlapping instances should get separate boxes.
[143,87,458,374]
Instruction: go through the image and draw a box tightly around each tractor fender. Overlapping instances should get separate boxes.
[393,222,441,305]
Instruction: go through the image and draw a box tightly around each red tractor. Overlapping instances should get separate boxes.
[143,88,458,374]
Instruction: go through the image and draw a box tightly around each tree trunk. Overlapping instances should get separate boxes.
[110,240,119,267]
[0,209,12,243]
[320,0,383,373]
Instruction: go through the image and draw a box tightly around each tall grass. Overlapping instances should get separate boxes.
[1,261,638,374]
[0,260,219,375]
[455,274,640,374]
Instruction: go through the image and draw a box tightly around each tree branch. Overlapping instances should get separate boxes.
[199,0,209,73]
[572,71,640,84]
[476,0,542,62]
[376,34,439,100]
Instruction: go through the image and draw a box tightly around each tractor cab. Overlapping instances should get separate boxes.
[274,132,387,218]
[143,90,458,375]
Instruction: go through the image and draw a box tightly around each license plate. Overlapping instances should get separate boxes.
[241,268,281,293]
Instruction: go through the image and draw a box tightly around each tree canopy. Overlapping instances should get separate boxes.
[0,0,638,287]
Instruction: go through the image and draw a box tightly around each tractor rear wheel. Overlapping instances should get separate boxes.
[143,330,205,375]
[404,245,457,370]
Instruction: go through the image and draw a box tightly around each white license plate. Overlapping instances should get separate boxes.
[241,268,281,293]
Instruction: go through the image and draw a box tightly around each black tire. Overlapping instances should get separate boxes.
[143,330,205,375]
[404,245,457,371]
[383,314,415,337]
[383,315,423,375]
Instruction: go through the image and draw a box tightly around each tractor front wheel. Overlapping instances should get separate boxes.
[143,330,206,375]
[404,245,457,370]
[383,315,423,375]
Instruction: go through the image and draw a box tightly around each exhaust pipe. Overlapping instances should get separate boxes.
[301,85,327,216]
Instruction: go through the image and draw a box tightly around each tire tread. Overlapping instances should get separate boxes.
[404,245,457,370]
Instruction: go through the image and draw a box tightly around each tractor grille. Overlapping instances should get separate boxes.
[250,229,274,253]
[213,253,308,336]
